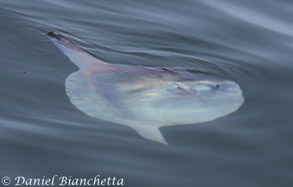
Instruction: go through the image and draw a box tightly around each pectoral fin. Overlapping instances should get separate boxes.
[131,125,168,145]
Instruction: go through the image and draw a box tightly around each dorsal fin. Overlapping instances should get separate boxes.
[47,32,107,69]
[130,124,168,145]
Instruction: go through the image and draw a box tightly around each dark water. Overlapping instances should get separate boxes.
[0,0,293,186]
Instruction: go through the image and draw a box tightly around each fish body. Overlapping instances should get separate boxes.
[48,32,244,144]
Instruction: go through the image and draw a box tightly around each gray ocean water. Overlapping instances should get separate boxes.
[0,0,293,186]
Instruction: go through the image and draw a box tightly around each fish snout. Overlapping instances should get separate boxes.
[217,80,241,92]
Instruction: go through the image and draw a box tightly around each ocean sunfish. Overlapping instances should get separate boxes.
[47,32,244,144]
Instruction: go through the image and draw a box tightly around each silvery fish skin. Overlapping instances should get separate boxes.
[48,32,244,144]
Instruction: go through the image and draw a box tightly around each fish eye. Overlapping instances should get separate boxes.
[215,84,221,88]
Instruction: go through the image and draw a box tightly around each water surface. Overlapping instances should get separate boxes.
[0,0,292,186]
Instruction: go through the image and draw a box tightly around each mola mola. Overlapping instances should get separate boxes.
[47,32,244,144]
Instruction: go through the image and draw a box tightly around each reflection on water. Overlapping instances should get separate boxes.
[0,0,292,186]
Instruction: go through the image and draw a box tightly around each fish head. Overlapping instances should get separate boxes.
[175,74,244,123]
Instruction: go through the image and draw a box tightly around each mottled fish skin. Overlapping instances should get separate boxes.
[48,32,244,144]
